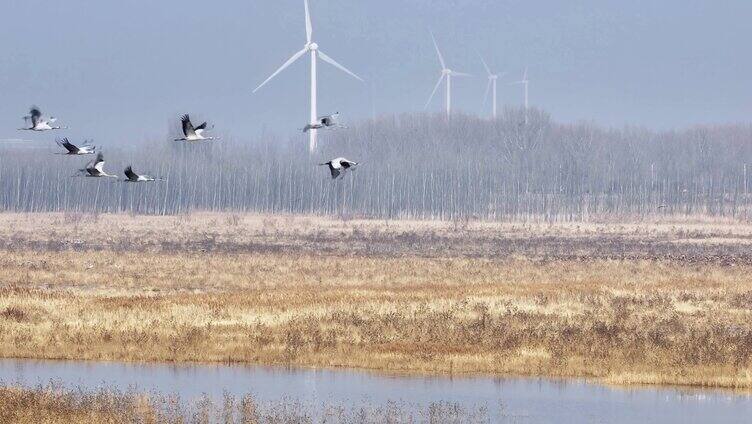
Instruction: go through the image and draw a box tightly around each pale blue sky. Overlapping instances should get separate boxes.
[1,0,750,145]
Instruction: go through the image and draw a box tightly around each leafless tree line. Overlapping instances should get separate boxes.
[2,108,751,221]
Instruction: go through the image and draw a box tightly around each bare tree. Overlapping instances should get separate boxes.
[1,108,751,221]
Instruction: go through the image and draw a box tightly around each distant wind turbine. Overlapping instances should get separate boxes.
[511,67,530,124]
[253,0,363,153]
[425,32,471,117]
[511,67,529,110]
[478,53,506,119]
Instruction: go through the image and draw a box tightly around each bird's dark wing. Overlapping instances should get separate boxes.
[194,122,207,131]
[321,117,331,126]
[29,106,42,127]
[86,152,104,175]
[124,166,137,181]
[329,167,340,179]
[85,156,98,175]
[180,114,195,137]
[341,161,352,169]
[85,155,97,170]
[57,138,78,153]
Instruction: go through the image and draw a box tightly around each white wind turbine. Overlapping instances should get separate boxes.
[478,53,506,119]
[512,67,529,110]
[425,32,471,117]
[253,0,363,153]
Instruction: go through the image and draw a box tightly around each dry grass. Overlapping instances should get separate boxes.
[0,386,491,424]
[0,386,148,424]
[2,212,752,262]
[1,213,752,389]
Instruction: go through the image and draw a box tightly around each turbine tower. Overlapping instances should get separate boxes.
[253,0,363,153]
[511,67,529,123]
[425,32,471,117]
[512,67,529,110]
[478,53,505,119]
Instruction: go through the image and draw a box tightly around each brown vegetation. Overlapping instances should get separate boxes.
[2,212,752,262]
[0,387,126,424]
[0,213,752,389]
[0,386,490,423]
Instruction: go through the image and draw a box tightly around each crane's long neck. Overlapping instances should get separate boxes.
[309,49,318,153]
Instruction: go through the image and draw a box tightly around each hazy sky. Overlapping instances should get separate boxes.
[1,0,751,144]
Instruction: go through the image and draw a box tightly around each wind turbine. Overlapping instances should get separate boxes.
[425,32,471,117]
[512,67,529,110]
[253,0,363,153]
[478,53,506,119]
[511,67,529,124]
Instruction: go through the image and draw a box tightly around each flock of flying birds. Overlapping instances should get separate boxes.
[17,106,359,181]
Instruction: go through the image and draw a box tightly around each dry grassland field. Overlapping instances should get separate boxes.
[1,213,752,389]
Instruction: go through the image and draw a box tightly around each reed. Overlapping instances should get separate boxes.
[0,386,492,423]
[0,213,751,388]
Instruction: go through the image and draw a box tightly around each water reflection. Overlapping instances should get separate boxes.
[0,359,749,423]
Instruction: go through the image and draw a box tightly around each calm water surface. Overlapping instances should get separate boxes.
[0,359,749,423]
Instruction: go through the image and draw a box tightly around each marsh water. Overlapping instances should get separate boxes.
[0,359,749,423]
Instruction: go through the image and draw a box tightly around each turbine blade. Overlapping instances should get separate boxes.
[523,67,528,81]
[482,79,491,107]
[451,72,472,77]
[430,31,446,69]
[478,51,492,76]
[317,50,363,81]
[304,0,312,44]
[253,47,309,93]
[424,74,444,109]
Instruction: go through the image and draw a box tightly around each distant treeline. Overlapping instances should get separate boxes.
[2,108,751,221]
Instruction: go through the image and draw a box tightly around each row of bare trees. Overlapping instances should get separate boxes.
[2,108,751,221]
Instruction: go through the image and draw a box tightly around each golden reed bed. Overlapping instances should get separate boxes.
[0,386,491,424]
[0,213,751,389]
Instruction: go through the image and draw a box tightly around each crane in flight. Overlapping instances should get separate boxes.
[124,166,161,182]
[303,112,347,132]
[19,106,65,131]
[55,138,96,155]
[319,157,358,179]
[174,114,218,142]
[77,153,118,178]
